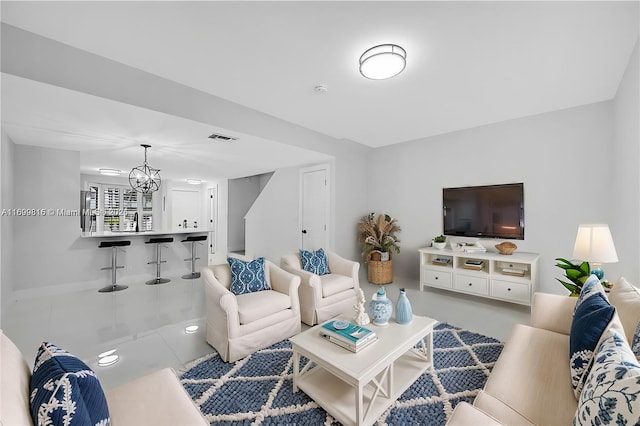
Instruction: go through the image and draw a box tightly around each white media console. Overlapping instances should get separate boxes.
[419,247,539,306]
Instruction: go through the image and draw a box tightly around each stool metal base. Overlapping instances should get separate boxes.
[146,277,170,285]
[98,284,129,293]
[182,272,201,280]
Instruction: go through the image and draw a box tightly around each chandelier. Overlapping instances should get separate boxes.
[129,144,161,193]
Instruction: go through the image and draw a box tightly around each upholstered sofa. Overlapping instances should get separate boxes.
[447,277,640,425]
[0,329,207,426]
[281,250,360,325]
[202,260,301,362]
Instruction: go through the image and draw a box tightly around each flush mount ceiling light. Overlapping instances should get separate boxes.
[99,168,122,176]
[186,179,202,185]
[359,44,407,80]
[129,144,161,194]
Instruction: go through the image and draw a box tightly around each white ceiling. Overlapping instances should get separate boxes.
[1,1,638,177]
[1,73,331,181]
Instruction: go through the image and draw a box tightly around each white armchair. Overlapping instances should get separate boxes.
[280,250,360,326]
[201,260,301,362]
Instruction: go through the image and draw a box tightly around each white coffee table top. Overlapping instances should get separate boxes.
[290,316,437,382]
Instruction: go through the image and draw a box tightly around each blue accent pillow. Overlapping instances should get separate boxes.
[299,248,331,275]
[30,342,110,426]
[574,329,640,425]
[570,291,616,398]
[228,257,269,295]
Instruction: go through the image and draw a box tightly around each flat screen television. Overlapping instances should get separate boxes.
[443,183,524,240]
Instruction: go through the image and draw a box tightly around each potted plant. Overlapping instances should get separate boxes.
[432,235,447,250]
[555,258,591,296]
[358,213,401,284]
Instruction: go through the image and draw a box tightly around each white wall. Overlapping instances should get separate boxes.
[245,167,305,263]
[0,131,15,313]
[13,145,84,293]
[367,101,615,295]
[228,175,262,252]
[611,38,640,285]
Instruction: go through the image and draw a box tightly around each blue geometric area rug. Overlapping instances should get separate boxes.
[179,322,503,425]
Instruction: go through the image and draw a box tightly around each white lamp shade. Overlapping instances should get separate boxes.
[572,224,619,263]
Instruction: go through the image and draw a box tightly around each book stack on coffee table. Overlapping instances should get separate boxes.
[319,320,377,353]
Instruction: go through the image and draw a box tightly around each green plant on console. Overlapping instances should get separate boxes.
[433,235,446,243]
[555,257,590,296]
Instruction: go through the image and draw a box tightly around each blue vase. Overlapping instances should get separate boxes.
[396,288,413,325]
[369,287,393,326]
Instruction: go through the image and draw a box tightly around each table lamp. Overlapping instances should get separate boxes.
[572,224,618,280]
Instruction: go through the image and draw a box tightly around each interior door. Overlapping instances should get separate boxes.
[300,165,330,250]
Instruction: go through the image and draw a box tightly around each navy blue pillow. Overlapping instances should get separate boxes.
[228,257,270,295]
[30,342,110,426]
[569,292,615,398]
[299,248,331,275]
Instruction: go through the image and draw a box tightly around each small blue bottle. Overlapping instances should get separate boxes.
[396,288,413,325]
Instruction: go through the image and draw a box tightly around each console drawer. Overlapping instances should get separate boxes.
[422,268,452,289]
[454,274,489,295]
[492,279,530,304]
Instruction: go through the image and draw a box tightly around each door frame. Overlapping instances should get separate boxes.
[299,163,331,250]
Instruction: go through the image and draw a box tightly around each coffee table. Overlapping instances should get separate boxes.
[289,315,436,426]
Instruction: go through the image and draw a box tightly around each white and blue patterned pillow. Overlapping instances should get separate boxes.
[299,248,330,275]
[574,329,640,425]
[30,342,110,426]
[574,275,606,313]
[228,257,270,295]
[570,285,616,399]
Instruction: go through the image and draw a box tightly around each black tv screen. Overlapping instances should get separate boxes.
[443,183,524,240]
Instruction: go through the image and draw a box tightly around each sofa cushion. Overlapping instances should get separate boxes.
[482,324,578,425]
[29,342,110,426]
[299,248,331,275]
[570,283,615,398]
[446,401,504,426]
[236,290,292,324]
[574,329,640,425]
[1,330,33,426]
[609,276,640,359]
[228,257,270,295]
[472,390,535,426]
[106,368,207,425]
[320,274,354,298]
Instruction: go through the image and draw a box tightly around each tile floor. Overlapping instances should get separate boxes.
[1,268,530,390]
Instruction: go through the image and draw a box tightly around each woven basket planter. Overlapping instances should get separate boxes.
[367,252,393,284]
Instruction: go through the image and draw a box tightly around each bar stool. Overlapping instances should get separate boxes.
[181,235,208,279]
[145,237,174,285]
[98,240,131,293]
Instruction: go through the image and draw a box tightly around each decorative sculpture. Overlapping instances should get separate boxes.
[352,288,371,326]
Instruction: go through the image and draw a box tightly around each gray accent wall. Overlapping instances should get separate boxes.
[367,101,617,294]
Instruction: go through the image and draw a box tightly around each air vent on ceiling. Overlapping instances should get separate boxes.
[208,132,238,142]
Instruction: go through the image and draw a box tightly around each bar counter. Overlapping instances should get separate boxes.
[81,228,211,238]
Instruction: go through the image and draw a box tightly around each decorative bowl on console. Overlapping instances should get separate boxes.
[495,241,517,255]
